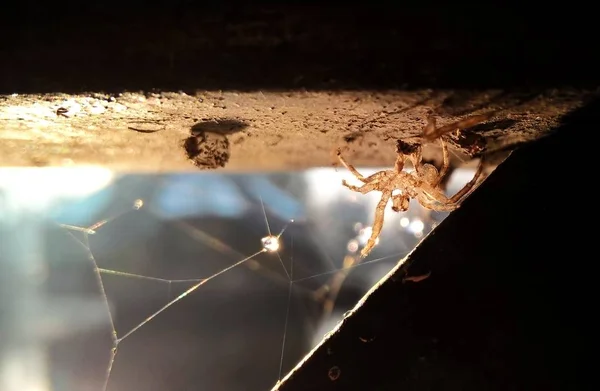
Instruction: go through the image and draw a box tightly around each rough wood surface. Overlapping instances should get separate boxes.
[0,89,588,171]
[1,5,597,171]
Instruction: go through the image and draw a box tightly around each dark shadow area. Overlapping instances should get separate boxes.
[276,96,595,389]
[467,118,519,134]
[127,119,167,134]
[184,118,248,169]
[438,91,544,117]
[183,133,231,169]
[191,118,249,135]
[1,3,598,93]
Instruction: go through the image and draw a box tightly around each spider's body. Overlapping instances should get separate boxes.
[337,138,484,258]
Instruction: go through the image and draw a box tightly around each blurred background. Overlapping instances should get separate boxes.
[0,166,478,391]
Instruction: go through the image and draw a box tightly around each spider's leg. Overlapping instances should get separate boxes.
[409,146,423,173]
[414,145,423,166]
[419,196,459,212]
[449,156,485,203]
[423,115,437,140]
[360,190,392,258]
[432,138,450,187]
[416,156,484,211]
[337,149,370,182]
[415,184,456,210]
[342,179,381,194]
[402,143,425,178]
[394,152,405,172]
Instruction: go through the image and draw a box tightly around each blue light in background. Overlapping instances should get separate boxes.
[240,175,306,222]
[154,174,249,220]
[47,187,115,225]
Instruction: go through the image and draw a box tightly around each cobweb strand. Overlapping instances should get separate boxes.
[117,249,266,343]
[65,230,118,391]
[57,196,407,391]
[278,235,294,380]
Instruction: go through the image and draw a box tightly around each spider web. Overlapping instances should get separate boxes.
[2,168,476,391]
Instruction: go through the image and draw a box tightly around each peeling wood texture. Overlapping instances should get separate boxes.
[0,90,588,171]
[1,4,598,171]
[273,90,595,391]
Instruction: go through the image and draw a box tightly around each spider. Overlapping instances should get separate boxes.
[337,137,485,258]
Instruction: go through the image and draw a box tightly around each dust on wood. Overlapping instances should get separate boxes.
[0,89,589,172]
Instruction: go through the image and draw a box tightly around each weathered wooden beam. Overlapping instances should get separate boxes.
[1,5,596,171]
[0,90,585,171]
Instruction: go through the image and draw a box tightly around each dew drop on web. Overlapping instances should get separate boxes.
[261,235,280,252]
[133,199,144,210]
